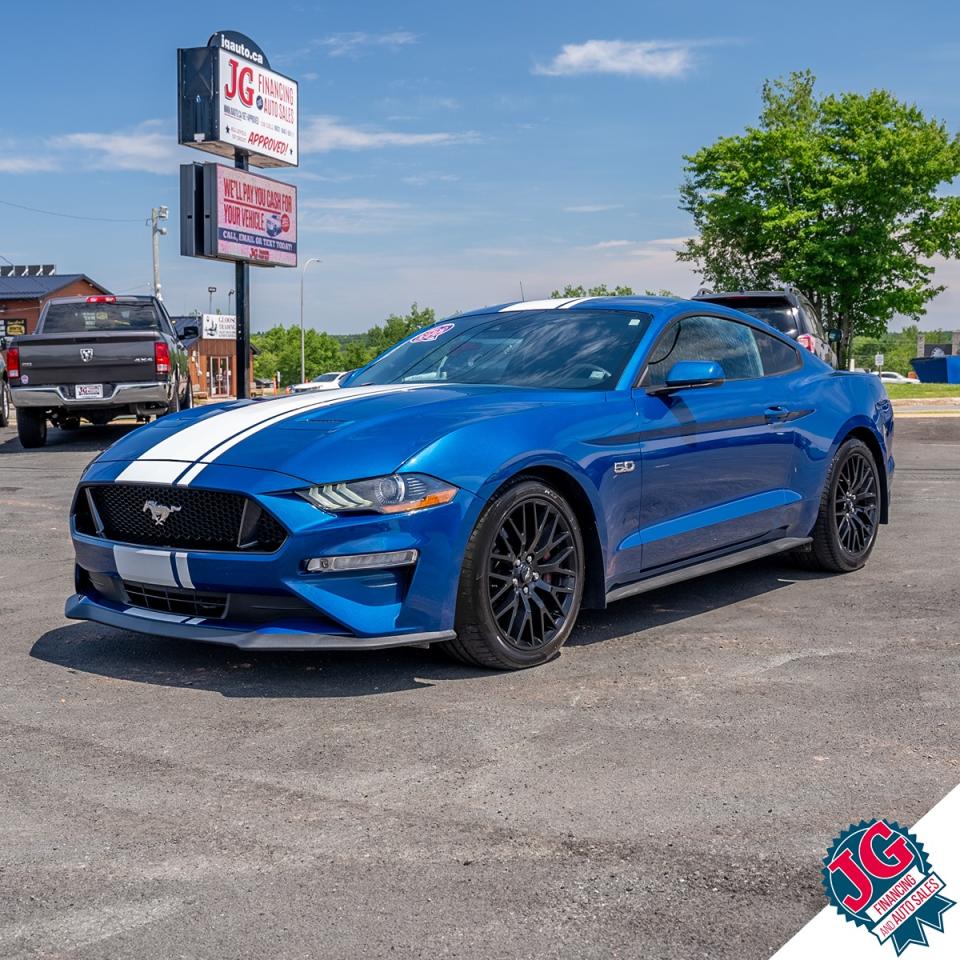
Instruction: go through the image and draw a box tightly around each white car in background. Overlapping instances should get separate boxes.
[290,371,349,393]
[876,370,920,385]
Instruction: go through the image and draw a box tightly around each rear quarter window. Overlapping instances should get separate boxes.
[752,327,801,376]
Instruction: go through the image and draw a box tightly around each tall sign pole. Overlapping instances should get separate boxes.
[234,151,250,398]
[177,30,299,401]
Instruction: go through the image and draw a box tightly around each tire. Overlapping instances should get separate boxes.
[159,381,181,418]
[796,438,881,572]
[444,479,585,670]
[17,409,47,448]
[182,379,193,410]
[0,381,9,428]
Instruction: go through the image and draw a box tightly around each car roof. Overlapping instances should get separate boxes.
[455,295,697,321]
[454,294,785,328]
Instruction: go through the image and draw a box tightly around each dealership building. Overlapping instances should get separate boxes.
[0,271,111,338]
[173,313,258,399]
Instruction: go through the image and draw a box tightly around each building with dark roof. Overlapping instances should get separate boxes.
[0,273,112,338]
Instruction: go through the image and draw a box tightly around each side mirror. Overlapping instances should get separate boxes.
[827,328,843,344]
[652,359,725,392]
[180,324,199,339]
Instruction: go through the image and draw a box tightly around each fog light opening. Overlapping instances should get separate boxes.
[305,549,419,573]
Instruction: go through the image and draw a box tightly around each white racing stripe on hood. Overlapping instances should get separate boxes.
[116,384,423,486]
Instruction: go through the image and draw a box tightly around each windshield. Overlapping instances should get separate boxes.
[42,302,163,334]
[350,309,653,390]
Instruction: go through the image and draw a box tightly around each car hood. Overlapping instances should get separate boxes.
[95,383,601,487]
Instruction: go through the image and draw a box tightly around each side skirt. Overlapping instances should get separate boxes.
[604,536,812,605]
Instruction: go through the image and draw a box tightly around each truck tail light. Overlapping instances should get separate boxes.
[796,334,815,353]
[6,346,20,379]
[85,295,116,303]
[154,341,171,375]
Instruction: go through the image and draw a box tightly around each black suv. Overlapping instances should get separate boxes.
[692,287,838,368]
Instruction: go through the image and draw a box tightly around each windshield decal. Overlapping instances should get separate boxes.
[411,322,455,343]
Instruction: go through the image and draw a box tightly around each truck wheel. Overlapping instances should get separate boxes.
[182,380,193,410]
[17,409,47,448]
[0,381,9,428]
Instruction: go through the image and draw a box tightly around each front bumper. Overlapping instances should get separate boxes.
[12,381,171,409]
[65,592,455,650]
[68,460,482,650]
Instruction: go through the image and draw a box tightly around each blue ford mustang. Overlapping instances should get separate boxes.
[67,296,894,669]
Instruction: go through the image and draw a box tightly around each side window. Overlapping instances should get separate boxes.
[644,315,763,387]
[799,297,826,340]
[751,327,801,376]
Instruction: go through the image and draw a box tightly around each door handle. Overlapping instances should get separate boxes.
[764,405,790,422]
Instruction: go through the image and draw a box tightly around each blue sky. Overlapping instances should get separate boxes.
[2,0,959,332]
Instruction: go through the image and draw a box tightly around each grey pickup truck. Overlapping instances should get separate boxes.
[7,295,196,448]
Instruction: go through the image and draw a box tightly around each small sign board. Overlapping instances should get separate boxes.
[874,352,885,368]
[202,313,237,340]
[1,319,27,336]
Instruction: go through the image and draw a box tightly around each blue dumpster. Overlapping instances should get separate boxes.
[910,356,960,384]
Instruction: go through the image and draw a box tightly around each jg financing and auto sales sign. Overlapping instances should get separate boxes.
[217,47,298,167]
[177,31,298,169]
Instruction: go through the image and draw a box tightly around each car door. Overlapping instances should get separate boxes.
[630,314,804,571]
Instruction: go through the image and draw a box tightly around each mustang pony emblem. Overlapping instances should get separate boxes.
[142,500,182,526]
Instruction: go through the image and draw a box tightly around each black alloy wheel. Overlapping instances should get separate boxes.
[487,496,579,650]
[796,438,881,572]
[447,480,584,669]
[834,448,879,557]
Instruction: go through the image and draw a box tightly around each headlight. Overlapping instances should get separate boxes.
[297,474,457,514]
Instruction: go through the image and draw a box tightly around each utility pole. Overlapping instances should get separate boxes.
[299,258,322,384]
[150,206,169,300]
[207,286,217,314]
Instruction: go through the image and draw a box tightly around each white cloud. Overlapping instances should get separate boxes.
[535,40,696,78]
[302,198,408,212]
[299,197,452,235]
[0,154,60,173]
[586,240,635,249]
[403,172,460,187]
[320,31,418,58]
[563,203,623,213]
[301,116,477,152]
[54,120,186,175]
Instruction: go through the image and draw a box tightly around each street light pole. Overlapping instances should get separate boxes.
[150,206,168,300]
[299,258,322,384]
[228,289,235,314]
[207,286,217,314]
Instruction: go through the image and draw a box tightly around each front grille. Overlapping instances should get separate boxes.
[82,483,287,552]
[122,581,228,619]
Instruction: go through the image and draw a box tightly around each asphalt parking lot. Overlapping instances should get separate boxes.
[1,416,957,960]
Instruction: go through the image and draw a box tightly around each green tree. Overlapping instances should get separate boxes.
[678,71,960,364]
[251,303,435,384]
[549,283,635,298]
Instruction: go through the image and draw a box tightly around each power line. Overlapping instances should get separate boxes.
[0,197,147,224]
